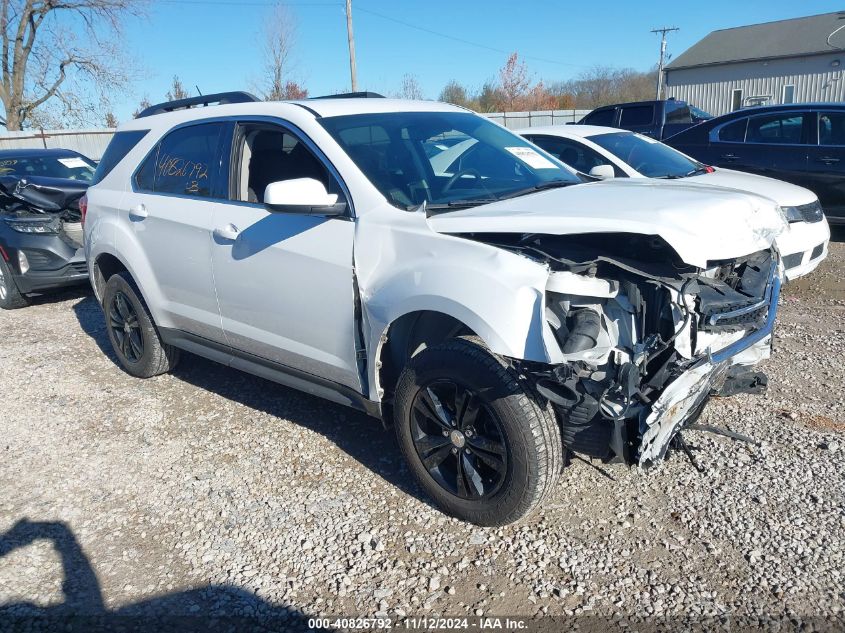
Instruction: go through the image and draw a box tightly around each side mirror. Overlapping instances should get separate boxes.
[589,164,615,180]
[264,178,347,216]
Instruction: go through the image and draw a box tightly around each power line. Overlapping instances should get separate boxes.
[355,5,589,69]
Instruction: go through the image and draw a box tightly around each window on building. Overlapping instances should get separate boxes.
[782,85,795,104]
[731,89,743,112]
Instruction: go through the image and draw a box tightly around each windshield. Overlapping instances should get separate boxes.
[589,132,701,179]
[320,112,579,209]
[690,105,712,122]
[0,154,96,181]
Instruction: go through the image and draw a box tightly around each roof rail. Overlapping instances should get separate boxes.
[310,91,385,100]
[136,91,260,118]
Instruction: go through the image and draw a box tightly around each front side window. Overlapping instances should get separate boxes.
[234,125,337,203]
[590,131,701,179]
[135,123,224,197]
[619,105,654,127]
[665,102,692,125]
[320,112,579,209]
[0,153,96,181]
[818,112,845,146]
[527,135,623,176]
[746,113,805,145]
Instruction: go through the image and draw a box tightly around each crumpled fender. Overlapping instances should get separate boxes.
[353,206,561,401]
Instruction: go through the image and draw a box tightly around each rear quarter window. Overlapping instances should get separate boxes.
[91,130,149,185]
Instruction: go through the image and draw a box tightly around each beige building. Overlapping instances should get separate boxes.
[665,11,845,116]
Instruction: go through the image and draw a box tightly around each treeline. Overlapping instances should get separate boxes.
[438,53,657,112]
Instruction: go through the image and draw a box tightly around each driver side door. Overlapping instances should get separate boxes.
[210,121,360,391]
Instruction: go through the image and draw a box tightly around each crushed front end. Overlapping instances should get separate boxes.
[508,233,781,467]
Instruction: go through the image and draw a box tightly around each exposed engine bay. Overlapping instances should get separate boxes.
[471,232,780,467]
[0,175,87,248]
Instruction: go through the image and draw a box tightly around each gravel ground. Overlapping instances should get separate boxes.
[1,234,843,631]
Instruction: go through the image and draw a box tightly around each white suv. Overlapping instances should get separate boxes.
[84,92,786,525]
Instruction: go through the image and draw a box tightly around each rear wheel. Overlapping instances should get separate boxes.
[394,337,562,526]
[0,257,29,310]
[102,272,179,378]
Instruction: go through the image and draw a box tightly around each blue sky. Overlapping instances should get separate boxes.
[111,0,844,121]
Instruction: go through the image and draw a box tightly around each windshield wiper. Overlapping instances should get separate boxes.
[494,180,573,201]
[662,166,710,179]
[426,197,499,211]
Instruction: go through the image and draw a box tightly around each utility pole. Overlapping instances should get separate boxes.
[346,0,358,92]
[652,26,679,100]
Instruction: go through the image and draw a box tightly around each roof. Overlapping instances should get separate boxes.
[704,102,845,123]
[666,11,845,70]
[521,125,632,139]
[120,98,462,131]
[0,147,85,158]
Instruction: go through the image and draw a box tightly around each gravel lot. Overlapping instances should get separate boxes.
[1,233,843,631]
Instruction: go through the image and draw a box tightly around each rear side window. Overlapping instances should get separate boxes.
[91,130,148,185]
[718,118,748,142]
[619,105,654,126]
[746,113,805,145]
[583,109,615,126]
[135,123,224,198]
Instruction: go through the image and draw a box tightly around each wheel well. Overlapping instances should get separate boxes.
[92,254,128,299]
[378,311,476,400]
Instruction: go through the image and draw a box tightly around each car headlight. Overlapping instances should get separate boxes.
[780,206,804,223]
[3,218,59,234]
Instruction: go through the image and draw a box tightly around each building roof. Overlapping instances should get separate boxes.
[667,11,845,70]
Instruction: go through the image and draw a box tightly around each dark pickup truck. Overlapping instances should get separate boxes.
[578,99,712,140]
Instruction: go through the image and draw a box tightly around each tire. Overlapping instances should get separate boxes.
[393,336,562,526]
[102,272,179,378]
[0,256,29,310]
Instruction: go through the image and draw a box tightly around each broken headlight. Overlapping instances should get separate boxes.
[4,217,59,234]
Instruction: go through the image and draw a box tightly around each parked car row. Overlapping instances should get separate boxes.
[0,93,828,527]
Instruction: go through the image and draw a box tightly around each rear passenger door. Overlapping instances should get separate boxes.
[210,120,360,391]
[121,121,231,343]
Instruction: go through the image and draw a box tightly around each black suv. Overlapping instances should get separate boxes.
[665,103,845,225]
[578,99,712,140]
[0,148,95,309]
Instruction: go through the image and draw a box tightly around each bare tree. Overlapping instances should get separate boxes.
[553,66,657,109]
[165,75,190,102]
[260,3,300,101]
[397,73,423,100]
[104,111,117,127]
[131,95,151,119]
[499,52,530,110]
[0,0,146,130]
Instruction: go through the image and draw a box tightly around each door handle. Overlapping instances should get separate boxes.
[817,156,840,164]
[128,204,148,220]
[720,153,739,161]
[213,223,240,241]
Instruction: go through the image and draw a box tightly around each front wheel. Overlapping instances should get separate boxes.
[0,256,29,310]
[393,337,562,526]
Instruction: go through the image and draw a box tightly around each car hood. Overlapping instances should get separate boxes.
[684,168,817,207]
[428,179,787,268]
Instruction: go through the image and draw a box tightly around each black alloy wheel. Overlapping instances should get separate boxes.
[410,379,508,500]
[108,290,144,363]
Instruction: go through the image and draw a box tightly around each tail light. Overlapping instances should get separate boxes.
[703,165,715,173]
[79,194,88,225]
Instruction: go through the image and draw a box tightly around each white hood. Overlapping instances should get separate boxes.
[685,168,817,207]
[429,179,786,268]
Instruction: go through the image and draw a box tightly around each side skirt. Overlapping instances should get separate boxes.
[159,328,382,419]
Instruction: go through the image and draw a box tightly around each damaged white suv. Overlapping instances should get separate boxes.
[84,93,786,526]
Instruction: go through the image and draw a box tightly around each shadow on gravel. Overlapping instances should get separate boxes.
[24,283,92,308]
[0,519,328,633]
[70,296,433,509]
